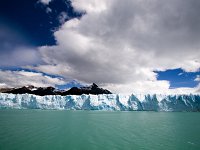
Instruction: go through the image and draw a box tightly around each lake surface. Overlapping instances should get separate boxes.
[0,110,200,150]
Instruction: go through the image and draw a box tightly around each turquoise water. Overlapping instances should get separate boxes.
[0,110,200,150]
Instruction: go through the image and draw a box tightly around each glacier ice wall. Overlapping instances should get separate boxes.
[0,93,200,111]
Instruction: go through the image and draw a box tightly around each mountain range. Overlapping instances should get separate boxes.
[0,83,112,96]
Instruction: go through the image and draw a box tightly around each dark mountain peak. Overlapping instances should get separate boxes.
[91,83,98,88]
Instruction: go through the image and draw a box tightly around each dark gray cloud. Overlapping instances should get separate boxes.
[0,23,42,66]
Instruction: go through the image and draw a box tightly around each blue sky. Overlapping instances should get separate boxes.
[156,69,200,88]
[0,0,199,93]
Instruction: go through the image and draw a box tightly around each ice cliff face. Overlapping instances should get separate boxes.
[0,93,200,111]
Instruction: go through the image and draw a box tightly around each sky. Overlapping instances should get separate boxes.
[0,0,199,94]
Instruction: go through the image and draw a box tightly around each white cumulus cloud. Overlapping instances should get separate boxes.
[0,70,65,88]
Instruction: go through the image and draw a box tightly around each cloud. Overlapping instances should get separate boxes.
[102,80,171,94]
[26,0,200,93]
[195,75,200,82]
[58,12,69,24]
[178,72,183,76]
[0,47,42,66]
[0,70,65,88]
[46,7,52,14]
[103,81,200,94]
[196,84,200,93]
[39,0,52,5]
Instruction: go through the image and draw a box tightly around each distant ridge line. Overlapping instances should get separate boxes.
[0,83,112,96]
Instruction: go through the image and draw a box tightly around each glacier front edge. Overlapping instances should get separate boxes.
[0,93,200,111]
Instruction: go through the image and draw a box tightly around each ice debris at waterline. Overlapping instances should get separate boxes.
[0,93,200,111]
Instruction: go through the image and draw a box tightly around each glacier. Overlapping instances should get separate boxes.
[0,93,200,111]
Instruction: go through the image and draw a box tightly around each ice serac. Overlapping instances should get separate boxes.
[0,93,200,111]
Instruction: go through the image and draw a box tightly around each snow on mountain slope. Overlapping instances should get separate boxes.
[0,93,199,111]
